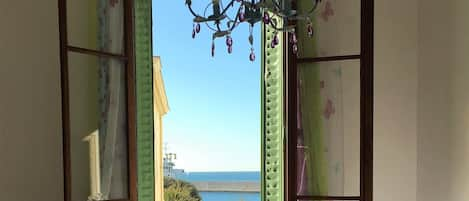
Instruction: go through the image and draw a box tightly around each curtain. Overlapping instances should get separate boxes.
[297,64,329,196]
[98,0,128,199]
[297,64,345,195]
[296,0,345,196]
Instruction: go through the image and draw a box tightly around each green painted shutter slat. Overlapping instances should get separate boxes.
[135,0,155,201]
[262,14,284,201]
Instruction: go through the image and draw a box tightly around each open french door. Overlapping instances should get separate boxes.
[262,0,373,201]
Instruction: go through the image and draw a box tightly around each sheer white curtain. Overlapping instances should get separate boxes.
[98,0,128,199]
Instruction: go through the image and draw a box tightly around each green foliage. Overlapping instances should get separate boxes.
[164,177,202,201]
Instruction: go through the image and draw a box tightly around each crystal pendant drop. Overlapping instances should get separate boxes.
[195,23,201,33]
[226,36,233,46]
[290,32,298,44]
[263,12,271,24]
[273,34,279,45]
[292,30,299,55]
[307,24,314,37]
[249,49,256,62]
[228,45,233,54]
[192,29,196,39]
[292,44,298,55]
[239,12,245,22]
[249,52,256,61]
[211,42,215,57]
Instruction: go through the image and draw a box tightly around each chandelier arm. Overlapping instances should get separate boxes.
[228,22,237,32]
[272,10,288,18]
[220,0,237,17]
[243,1,255,8]
[292,0,319,20]
[264,0,293,18]
[264,13,285,31]
[268,21,284,32]
[228,7,243,32]
[268,17,282,31]
[267,16,295,32]
[271,0,283,12]
[210,8,242,39]
[216,22,222,31]
[186,3,204,19]
[203,3,222,31]
[205,22,219,31]
[268,25,285,32]
[305,0,320,16]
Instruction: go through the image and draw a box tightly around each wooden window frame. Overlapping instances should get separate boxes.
[58,0,137,201]
[285,0,374,201]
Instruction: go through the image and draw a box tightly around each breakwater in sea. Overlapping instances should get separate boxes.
[192,181,260,192]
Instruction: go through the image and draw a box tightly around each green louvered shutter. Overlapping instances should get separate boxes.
[261,14,285,201]
[135,1,155,201]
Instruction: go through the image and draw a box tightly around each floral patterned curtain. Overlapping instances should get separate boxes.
[297,63,345,196]
[296,0,348,196]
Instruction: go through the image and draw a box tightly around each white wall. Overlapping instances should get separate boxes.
[417,0,452,201]
[417,0,469,201]
[0,1,63,201]
[447,0,469,200]
[374,0,419,201]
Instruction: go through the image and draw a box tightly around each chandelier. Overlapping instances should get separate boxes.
[185,0,322,61]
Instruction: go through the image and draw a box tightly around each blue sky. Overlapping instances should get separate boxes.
[153,0,261,172]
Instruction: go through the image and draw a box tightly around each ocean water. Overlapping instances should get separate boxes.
[174,171,261,201]
[199,192,259,201]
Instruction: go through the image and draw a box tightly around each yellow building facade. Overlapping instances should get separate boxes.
[153,56,169,201]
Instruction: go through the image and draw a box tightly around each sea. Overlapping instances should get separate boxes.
[174,171,261,201]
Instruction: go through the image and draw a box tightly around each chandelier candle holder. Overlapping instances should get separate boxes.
[185,0,323,61]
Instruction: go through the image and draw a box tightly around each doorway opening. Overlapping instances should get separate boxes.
[152,1,262,201]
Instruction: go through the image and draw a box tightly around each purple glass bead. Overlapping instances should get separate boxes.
[307,24,314,37]
[226,36,233,46]
[249,52,256,61]
[228,45,233,54]
[195,23,201,33]
[263,12,271,24]
[290,33,298,43]
[293,44,298,54]
[192,29,196,39]
[239,12,245,22]
[211,43,215,57]
[273,34,279,45]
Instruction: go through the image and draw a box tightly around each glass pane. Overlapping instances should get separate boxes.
[67,0,124,54]
[68,52,129,201]
[297,0,360,58]
[296,60,360,196]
